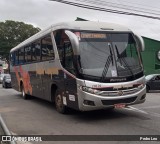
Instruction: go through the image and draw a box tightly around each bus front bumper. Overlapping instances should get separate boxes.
[77,85,146,111]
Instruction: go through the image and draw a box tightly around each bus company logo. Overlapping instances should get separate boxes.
[2,136,11,141]
[118,90,123,96]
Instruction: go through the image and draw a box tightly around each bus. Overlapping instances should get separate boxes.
[10,21,146,113]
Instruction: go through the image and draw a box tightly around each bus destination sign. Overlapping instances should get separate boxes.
[81,33,106,39]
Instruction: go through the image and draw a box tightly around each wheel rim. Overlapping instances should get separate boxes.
[22,88,25,98]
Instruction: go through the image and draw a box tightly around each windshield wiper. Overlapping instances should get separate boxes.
[101,45,113,82]
[115,45,123,65]
[115,45,135,77]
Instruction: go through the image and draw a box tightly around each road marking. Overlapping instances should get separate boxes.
[125,106,149,114]
[125,106,160,118]
[138,105,160,109]
[149,112,160,118]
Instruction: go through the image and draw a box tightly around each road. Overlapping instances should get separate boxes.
[0,84,160,144]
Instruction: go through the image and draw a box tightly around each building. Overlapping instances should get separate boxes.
[142,37,160,75]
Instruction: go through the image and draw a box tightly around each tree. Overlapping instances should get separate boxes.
[0,20,41,59]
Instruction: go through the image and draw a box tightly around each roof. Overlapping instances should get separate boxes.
[11,21,131,52]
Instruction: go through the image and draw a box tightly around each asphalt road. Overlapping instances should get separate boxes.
[0,84,160,144]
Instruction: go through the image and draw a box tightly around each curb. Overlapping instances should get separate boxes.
[0,114,16,144]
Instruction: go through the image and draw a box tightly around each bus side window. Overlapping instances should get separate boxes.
[54,30,63,61]
[10,52,15,66]
[15,51,19,65]
[54,30,75,75]
[25,45,32,63]
[64,42,75,75]
[19,48,25,64]
[32,40,41,62]
[41,35,55,61]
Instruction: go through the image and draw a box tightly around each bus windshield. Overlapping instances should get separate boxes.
[74,32,143,81]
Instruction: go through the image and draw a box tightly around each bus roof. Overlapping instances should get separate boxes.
[10,21,131,52]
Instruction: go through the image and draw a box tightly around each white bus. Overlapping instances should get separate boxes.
[10,21,146,113]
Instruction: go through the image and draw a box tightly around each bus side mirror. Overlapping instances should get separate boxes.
[65,30,79,55]
[134,34,145,52]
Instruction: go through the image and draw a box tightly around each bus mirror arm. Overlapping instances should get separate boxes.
[65,30,80,55]
[134,34,145,52]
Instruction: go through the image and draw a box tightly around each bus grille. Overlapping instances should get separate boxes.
[98,88,140,97]
[101,96,137,105]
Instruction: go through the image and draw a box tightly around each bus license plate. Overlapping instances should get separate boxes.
[114,104,126,108]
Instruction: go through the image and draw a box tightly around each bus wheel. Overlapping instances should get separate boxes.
[21,84,28,99]
[55,90,67,114]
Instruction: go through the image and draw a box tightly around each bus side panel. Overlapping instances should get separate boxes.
[10,64,41,97]
[31,62,44,99]
[59,70,79,111]
[39,64,79,111]
[30,71,43,99]
[10,62,80,110]
[10,66,20,92]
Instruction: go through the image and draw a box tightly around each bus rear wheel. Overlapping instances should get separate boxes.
[55,90,67,114]
[21,84,28,99]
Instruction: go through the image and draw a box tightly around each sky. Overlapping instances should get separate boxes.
[1,0,160,41]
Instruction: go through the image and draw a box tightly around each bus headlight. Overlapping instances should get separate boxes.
[78,86,100,94]
[138,84,144,89]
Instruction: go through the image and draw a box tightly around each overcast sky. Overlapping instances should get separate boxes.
[0,0,102,29]
[1,0,160,40]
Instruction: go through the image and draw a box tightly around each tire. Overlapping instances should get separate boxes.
[3,83,6,88]
[146,85,150,93]
[55,90,67,114]
[5,83,7,88]
[106,107,114,111]
[21,84,28,99]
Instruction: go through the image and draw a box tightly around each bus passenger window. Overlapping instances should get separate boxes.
[10,52,15,66]
[19,48,24,64]
[25,45,32,63]
[15,51,19,65]
[41,35,55,61]
[32,40,41,62]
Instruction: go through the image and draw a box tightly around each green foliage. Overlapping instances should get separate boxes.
[0,20,41,59]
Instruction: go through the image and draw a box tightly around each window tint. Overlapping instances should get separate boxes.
[54,30,63,61]
[15,51,19,65]
[41,35,54,61]
[64,42,75,74]
[25,45,32,63]
[54,30,75,75]
[32,40,41,61]
[10,52,15,65]
[19,48,24,64]
[155,76,160,81]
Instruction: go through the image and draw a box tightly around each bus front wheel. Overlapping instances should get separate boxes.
[55,90,67,114]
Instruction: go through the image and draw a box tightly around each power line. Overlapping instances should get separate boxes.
[119,0,160,10]
[78,0,160,16]
[50,0,160,20]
